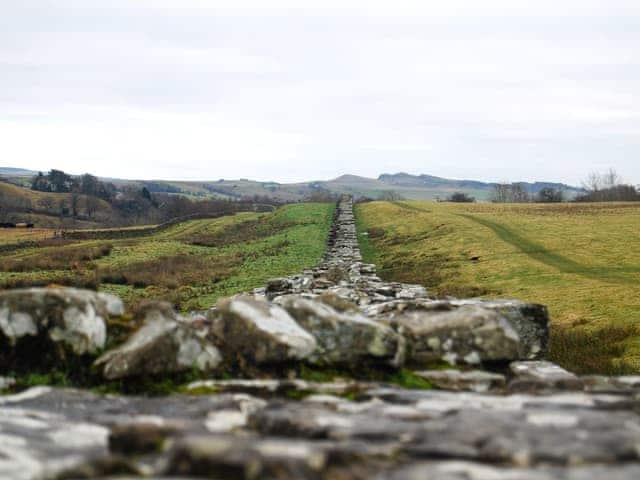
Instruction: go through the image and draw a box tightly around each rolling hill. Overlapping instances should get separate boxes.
[1,167,583,203]
[137,173,583,202]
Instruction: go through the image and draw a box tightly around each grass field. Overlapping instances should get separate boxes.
[355,200,640,374]
[0,202,335,311]
[0,228,56,245]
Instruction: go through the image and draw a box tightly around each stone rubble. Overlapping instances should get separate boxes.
[1,196,639,479]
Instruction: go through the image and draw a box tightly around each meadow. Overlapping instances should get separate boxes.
[0,202,335,312]
[355,200,640,374]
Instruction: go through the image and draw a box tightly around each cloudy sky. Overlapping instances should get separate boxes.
[1,0,639,185]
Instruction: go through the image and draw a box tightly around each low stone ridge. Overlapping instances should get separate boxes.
[1,196,639,479]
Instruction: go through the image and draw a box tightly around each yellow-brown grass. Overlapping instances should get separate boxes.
[356,201,640,374]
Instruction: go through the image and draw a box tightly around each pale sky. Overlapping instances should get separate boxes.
[1,0,639,185]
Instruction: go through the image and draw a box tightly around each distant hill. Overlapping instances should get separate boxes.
[0,166,584,202]
[0,167,38,176]
[373,172,583,200]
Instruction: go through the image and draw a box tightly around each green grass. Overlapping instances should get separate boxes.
[0,203,335,311]
[355,200,640,374]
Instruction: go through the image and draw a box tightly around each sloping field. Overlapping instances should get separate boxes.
[355,201,640,374]
[0,181,119,228]
[0,203,334,311]
[0,228,55,246]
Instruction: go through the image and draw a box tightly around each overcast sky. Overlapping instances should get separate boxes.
[1,1,639,185]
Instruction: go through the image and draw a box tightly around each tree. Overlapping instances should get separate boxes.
[576,169,639,202]
[141,187,152,201]
[536,187,564,203]
[78,174,100,196]
[490,183,530,203]
[48,169,73,192]
[447,192,475,203]
[70,194,81,217]
[58,199,69,217]
[85,196,100,219]
[31,169,73,193]
[510,184,530,203]
[31,172,50,192]
[490,184,511,203]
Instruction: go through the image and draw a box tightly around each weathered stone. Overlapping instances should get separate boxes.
[395,305,522,365]
[214,295,316,364]
[451,299,549,359]
[580,375,640,394]
[164,434,335,479]
[509,360,583,391]
[316,292,359,312]
[280,295,402,366]
[404,407,640,466]
[94,302,222,379]
[414,369,506,392]
[54,455,142,479]
[109,421,180,454]
[383,461,640,480]
[396,285,428,300]
[0,288,120,363]
[186,378,372,398]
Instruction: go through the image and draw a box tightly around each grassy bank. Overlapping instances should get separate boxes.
[0,202,335,311]
[355,200,640,374]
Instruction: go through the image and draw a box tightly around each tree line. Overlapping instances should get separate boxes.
[444,169,639,203]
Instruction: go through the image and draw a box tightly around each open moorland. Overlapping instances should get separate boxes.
[355,200,640,374]
[0,202,334,312]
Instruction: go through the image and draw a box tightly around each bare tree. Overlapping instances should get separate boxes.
[70,194,80,218]
[58,199,69,218]
[603,168,622,189]
[577,169,639,202]
[490,184,511,203]
[582,172,602,193]
[85,196,100,219]
[510,184,530,203]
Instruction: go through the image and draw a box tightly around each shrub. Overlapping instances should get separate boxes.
[447,192,475,203]
[0,243,113,272]
[98,253,243,289]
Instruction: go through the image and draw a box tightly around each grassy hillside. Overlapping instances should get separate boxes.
[355,200,640,374]
[0,181,117,228]
[0,202,335,311]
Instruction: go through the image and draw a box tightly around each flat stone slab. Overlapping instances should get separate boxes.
[2,385,640,479]
[414,369,506,392]
[509,360,584,391]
